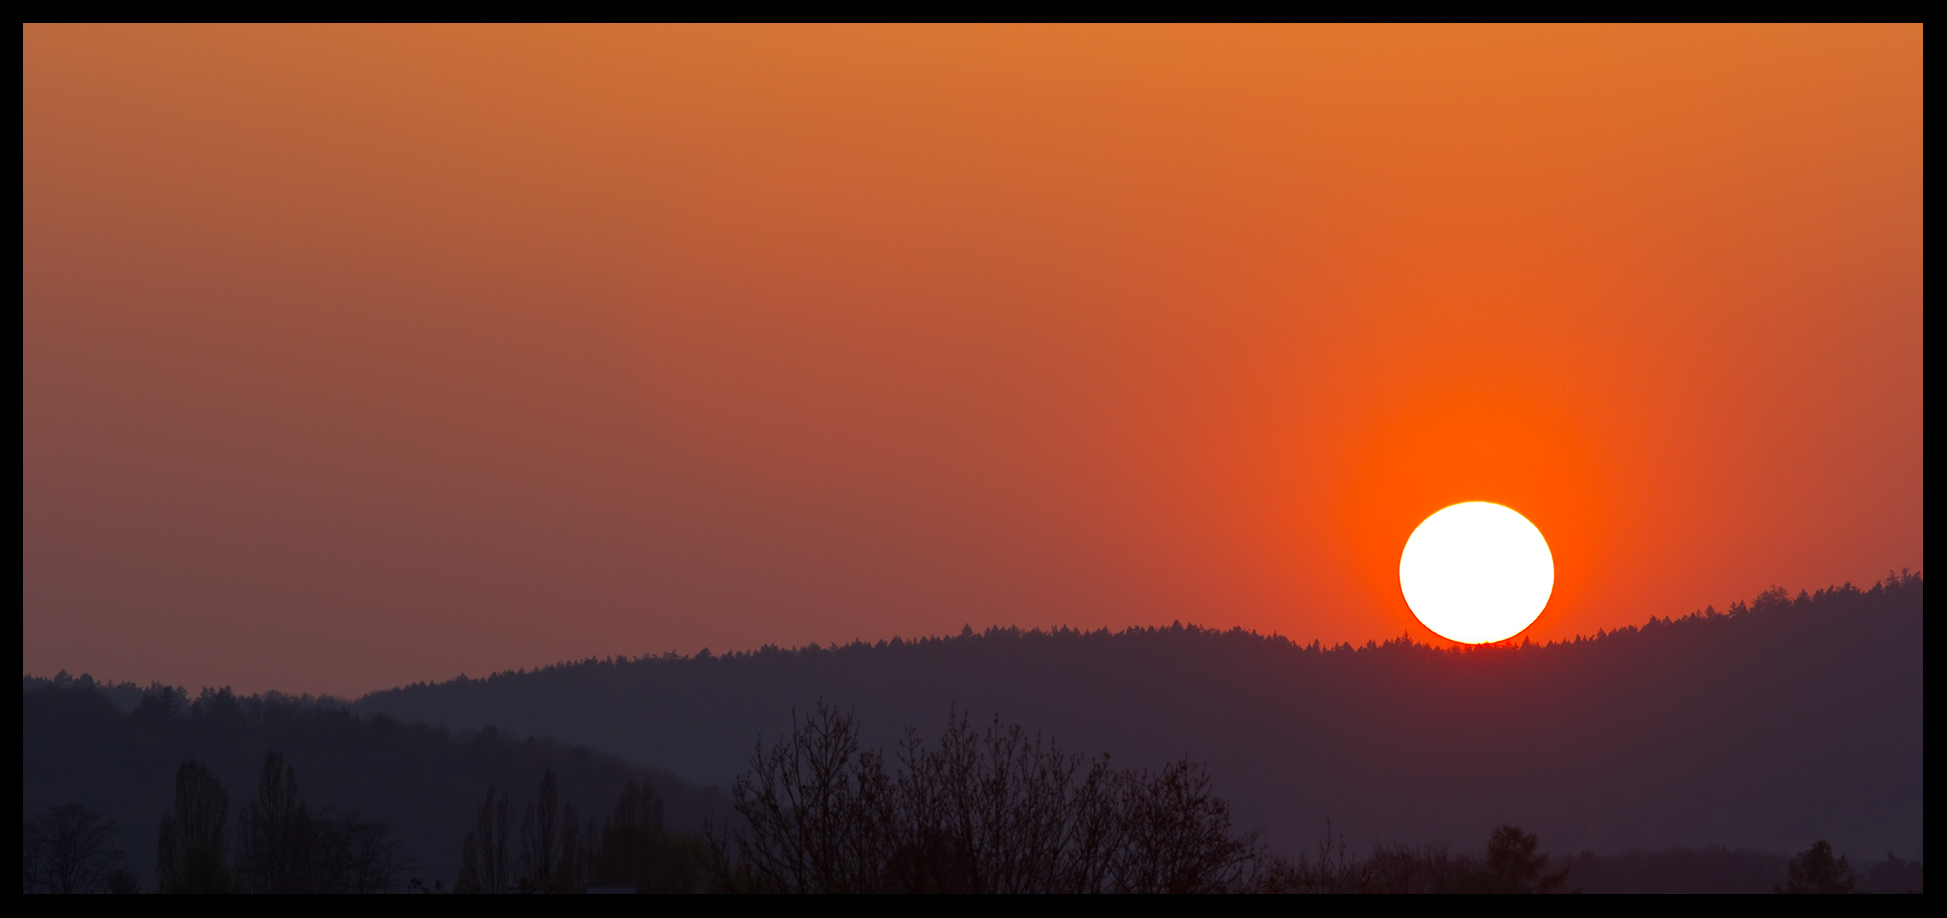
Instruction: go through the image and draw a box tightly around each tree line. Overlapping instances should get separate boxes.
[23,751,405,894]
[452,773,710,893]
[682,702,1892,893]
[24,674,711,886]
[153,754,409,893]
[25,697,1905,892]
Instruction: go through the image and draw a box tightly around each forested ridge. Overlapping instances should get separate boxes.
[356,574,1923,859]
[24,574,1921,891]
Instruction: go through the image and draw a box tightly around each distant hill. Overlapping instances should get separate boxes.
[21,681,724,890]
[356,574,1923,860]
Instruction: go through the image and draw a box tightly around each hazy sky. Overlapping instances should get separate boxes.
[24,25,1922,697]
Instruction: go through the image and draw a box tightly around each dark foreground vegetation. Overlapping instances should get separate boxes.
[1563,844,1920,893]
[24,575,1922,891]
[1271,826,1919,893]
[25,688,1923,893]
[711,704,1918,894]
[453,772,711,892]
[22,678,720,890]
[359,573,1924,859]
[24,752,709,893]
[721,703,1256,892]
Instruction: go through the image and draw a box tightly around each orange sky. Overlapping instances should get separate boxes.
[23,25,1922,697]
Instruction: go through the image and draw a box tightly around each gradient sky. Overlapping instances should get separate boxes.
[24,25,1922,697]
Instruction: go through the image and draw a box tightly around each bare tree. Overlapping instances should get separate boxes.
[23,818,41,893]
[723,702,891,892]
[1113,759,1255,892]
[23,806,131,894]
[721,702,1259,893]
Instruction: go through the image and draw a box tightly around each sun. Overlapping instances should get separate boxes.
[1399,502,1554,644]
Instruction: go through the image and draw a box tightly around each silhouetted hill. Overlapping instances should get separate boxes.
[356,574,1922,861]
[21,681,725,890]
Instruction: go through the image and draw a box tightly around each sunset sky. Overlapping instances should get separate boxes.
[23,25,1922,697]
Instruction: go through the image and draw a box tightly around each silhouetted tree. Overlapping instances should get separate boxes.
[579,819,601,889]
[131,684,183,726]
[519,771,562,892]
[556,803,587,893]
[1779,840,1856,894]
[454,770,585,893]
[25,678,693,892]
[720,702,1259,893]
[237,752,306,893]
[305,808,407,893]
[235,751,405,893]
[21,820,35,893]
[585,776,712,892]
[457,785,513,893]
[157,760,235,893]
[456,833,483,893]
[1481,824,1568,893]
[22,805,134,894]
[597,778,665,888]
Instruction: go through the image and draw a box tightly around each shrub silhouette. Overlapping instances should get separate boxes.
[1267,821,1569,893]
[717,701,1259,893]
[1482,824,1569,893]
[1863,852,1922,893]
[1778,839,1855,894]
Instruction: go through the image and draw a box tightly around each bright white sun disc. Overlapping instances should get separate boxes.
[1399,502,1554,644]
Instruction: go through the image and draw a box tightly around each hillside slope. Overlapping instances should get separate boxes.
[358,575,1923,858]
[22,684,724,889]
